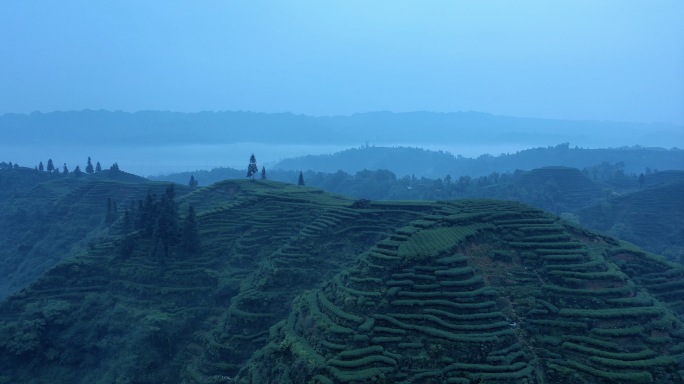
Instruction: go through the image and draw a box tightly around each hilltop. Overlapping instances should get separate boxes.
[0,178,683,383]
[153,160,684,262]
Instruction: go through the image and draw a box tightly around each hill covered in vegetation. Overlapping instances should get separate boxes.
[0,167,193,300]
[577,178,684,262]
[153,157,684,263]
[273,144,684,179]
[1,178,683,383]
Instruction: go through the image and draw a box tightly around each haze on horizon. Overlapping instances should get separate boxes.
[1,1,683,126]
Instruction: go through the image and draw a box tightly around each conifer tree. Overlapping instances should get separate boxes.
[38,161,44,171]
[261,166,267,180]
[188,175,198,187]
[96,161,102,172]
[74,165,83,176]
[118,209,135,257]
[110,162,120,172]
[298,171,305,186]
[140,193,156,237]
[86,157,94,174]
[154,185,178,257]
[47,159,55,173]
[135,199,145,232]
[122,209,131,234]
[62,163,69,175]
[246,153,258,180]
[181,205,201,255]
[105,198,118,224]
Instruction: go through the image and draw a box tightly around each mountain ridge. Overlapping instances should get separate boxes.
[272,145,684,179]
[1,110,681,148]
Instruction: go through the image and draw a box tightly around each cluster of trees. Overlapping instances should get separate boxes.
[187,153,277,188]
[118,185,200,259]
[0,162,20,170]
[245,153,268,181]
[245,153,304,185]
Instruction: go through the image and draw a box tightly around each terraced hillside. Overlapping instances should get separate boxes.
[0,168,194,299]
[0,179,683,383]
[239,201,684,383]
[0,180,428,383]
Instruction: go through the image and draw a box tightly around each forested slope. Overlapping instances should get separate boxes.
[577,180,684,261]
[0,167,192,299]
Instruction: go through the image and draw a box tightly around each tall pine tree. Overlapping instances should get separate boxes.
[105,198,118,224]
[246,153,258,180]
[188,175,198,187]
[86,157,94,174]
[118,208,135,257]
[140,192,157,237]
[181,205,201,255]
[154,185,178,257]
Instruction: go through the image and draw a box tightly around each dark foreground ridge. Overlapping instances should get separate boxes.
[0,179,683,383]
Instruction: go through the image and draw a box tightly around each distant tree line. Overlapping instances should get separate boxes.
[19,156,121,175]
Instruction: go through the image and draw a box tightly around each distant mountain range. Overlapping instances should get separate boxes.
[2,110,681,177]
[1,109,681,148]
[272,144,684,178]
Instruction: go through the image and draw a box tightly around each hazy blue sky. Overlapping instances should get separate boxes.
[1,1,683,124]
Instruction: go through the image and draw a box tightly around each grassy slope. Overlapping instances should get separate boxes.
[0,168,193,299]
[0,180,683,383]
[0,180,426,383]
